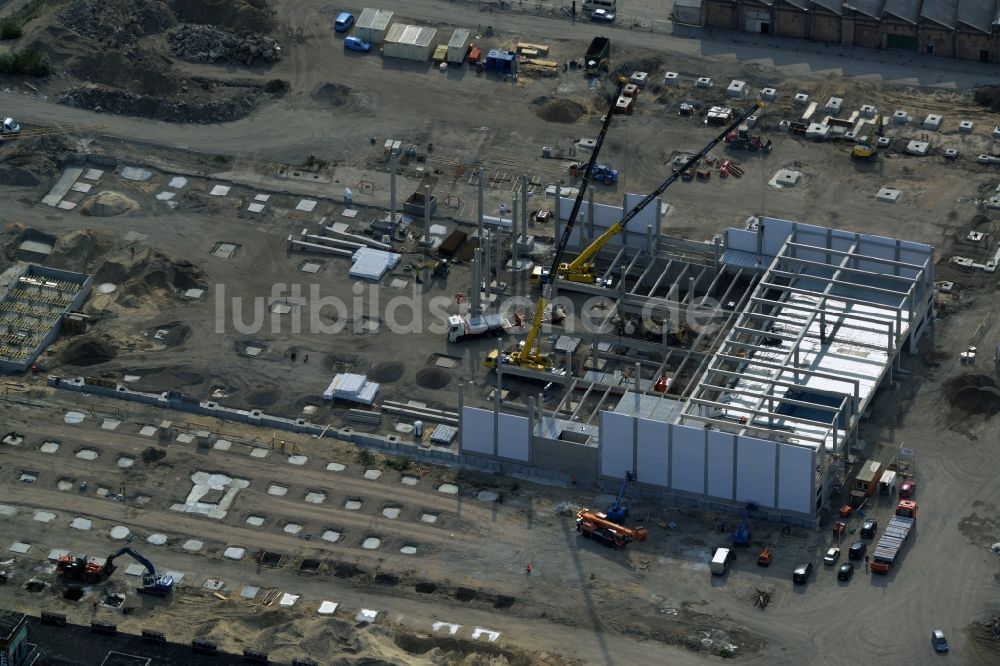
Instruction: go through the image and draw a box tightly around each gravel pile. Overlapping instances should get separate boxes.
[168,24,280,65]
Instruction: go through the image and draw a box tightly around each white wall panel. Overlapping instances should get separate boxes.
[735,435,776,507]
[777,443,813,513]
[635,418,669,487]
[600,412,634,479]
[461,407,495,455]
[498,413,530,462]
[670,424,704,494]
[706,431,735,500]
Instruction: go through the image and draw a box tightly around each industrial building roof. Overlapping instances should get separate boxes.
[448,28,471,49]
[843,0,885,18]
[781,0,812,10]
[920,0,958,27]
[811,0,845,15]
[957,0,995,31]
[0,609,25,639]
[883,0,922,23]
[613,392,684,422]
[687,222,933,452]
[673,0,704,7]
[356,7,394,31]
[384,24,437,47]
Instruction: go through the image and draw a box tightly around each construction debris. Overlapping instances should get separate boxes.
[753,588,772,610]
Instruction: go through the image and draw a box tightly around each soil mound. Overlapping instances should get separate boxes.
[59,84,262,124]
[47,230,116,271]
[70,49,181,97]
[415,367,451,390]
[534,98,587,124]
[945,374,1000,417]
[973,86,1000,112]
[311,83,352,107]
[81,191,139,217]
[0,166,42,188]
[58,0,177,43]
[61,337,117,366]
[120,254,206,302]
[369,362,405,383]
[169,24,280,65]
[170,0,276,33]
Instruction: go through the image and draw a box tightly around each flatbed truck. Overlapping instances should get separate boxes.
[870,500,917,575]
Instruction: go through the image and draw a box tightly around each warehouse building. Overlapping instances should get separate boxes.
[383,24,439,61]
[459,218,935,525]
[355,8,395,44]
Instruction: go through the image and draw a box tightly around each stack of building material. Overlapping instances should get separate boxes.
[350,247,401,281]
[324,373,380,404]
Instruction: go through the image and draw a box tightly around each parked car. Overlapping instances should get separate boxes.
[837,562,855,581]
[848,541,867,560]
[823,547,840,565]
[931,629,949,653]
[1,117,20,134]
[792,562,813,584]
[860,519,878,539]
[344,36,371,53]
[334,12,355,32]
[591,8,616,22]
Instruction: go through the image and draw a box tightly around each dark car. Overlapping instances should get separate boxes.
[860,519,878,539]
[931,629,949,653]
[848,541,867,560]
[837,562,855,581]
[792,562,813,584]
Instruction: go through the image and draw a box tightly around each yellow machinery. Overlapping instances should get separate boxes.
[851,143,877,161]
[531,101,765,287]
[486,72,628,371]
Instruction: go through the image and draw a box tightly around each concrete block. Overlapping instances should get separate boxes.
[922,114,943,131]
[662,71,678,86]
[959,120,974,133]
[859,104,877,119]
[825,97,843,115]
[994,125,1000,139]
[876,137,891,148]
[906,140,931,156]
[944,148,958,159]
[892,110,909,124]
[727,80,747,98]
[876,187,901,203]
[629,71,648,87]
[793,92,809,106]
[761,87,777,101]
[695,76,712,88]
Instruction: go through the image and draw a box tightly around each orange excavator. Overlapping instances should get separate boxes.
[576,508,648,549]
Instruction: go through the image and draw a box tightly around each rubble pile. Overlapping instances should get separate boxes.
[169,24,280,65]
[59,0,177,44]
[58,85,260,124]
[753,589,771,610]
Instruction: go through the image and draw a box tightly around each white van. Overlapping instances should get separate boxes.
[583,0,617,14]
[711,547,734,575]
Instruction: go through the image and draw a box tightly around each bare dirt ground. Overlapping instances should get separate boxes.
[0,1,998,665]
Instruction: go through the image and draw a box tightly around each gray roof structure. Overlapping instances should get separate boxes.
[812,0,845,15]
[920,0,958,27]
[883,0,922,23]
[781,0,812,10]
[844,0,885,19]
[956,0,996,31]
[0,609,26,640]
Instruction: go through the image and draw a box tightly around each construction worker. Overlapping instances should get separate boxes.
[525,564,533,576]
[865,555,870,573]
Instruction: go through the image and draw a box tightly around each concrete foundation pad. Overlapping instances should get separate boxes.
[33,511,56,523]
[876,187,901,203]
[432,622,462,635]
[176,433,194,444]
[70,518,92,530]
[250,448,269,458]
[284,523,303,535]
[420,513,438,524]
[382,507,400,519]
[147,533,168,546]
[362,537,381,550]
[117,457,134,468]
[47,548,70,562]
[400,545,417,555]
[213,439,232,451]
[203,578,225,591]
[83,168,104,181]
[0,505,16,517]
[344,500,362,511]
[75,449,98,460]
[209,184,231,196]
[124,563,146,577]
[267,484,288,497]
[63,411,85,425]
[279,593,300,607]
[295,199,317,212]
[326,462,346,472]
[321,530,341,543]
[318,601,339,615]
[472,628,501,642]
[139,425,157,437]
[168,176,188,188]
[305,492,326,504]
[476,491,499,502]
[101,419,121,431]
[356,609,379,623]
[254,193,270,202]
[438,483,459,495]
[40,442,59,453]
[109,526,131,540]
[300,262,322,274]
[363,469,382,480]
[163,571,184,586]
[182,539,204,552]
[9,542,31,554]
[241,585,260,599]
[401,476,418,486]
[247,203,265,213]
[246,515,265,527]
[224,547,245,560]
[288,455,308,466]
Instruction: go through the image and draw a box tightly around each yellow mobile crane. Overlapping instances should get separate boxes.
[532,101,764,287]
[485,72,628,371]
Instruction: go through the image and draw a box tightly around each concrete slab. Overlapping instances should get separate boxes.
[420,513,438,524]
[284,523,303,535]
[70,518,92,530]
[83,168,104,181]
[250,447,269,458]
[288,455,308,466]
[321,530,341,543]
[182,539,203,552]
[47,548,69,562]
[173,471,248,519]
[101,419,121,431]
[155,191,175,201]
[176,433,194,444]
[168,176,188,189]
[55,199,77,210]
[326,462,346,472]
[212,243,238,259]
[213,439,232,451]
[876,187,901,203]
[401,476,419,486]
[203,578,225,591]
[124,563,146,577]
[223,547,245,560]
[240,585,260,599]
[139,425,157,437]
[120,166,152,181]
[64,411,85,425]
[209,184,231,196]
[72,181,94,193]
[267,484,288,497]
[295,199,317,212]
[432,622,462,635]
[247,203,265,213]
[42,167,84,207]
[305,492,326,504]
[356,609,379,623]
[75,449,98,460]
[254,193,270,202]
[344,500,362,511]
[57,479,74,491]
[363,469,382,480]
[147,533,168,546]
[19,471,37,483]
[245,346,263,357]
[472,628,501,642]
[476,491,500,502]
[39,442,59,453]
[318,601,339,615]
[117,456,134,469]
[109,526,131,540]
[382,507,400,519]
[438,483,459,495]
[342,208,358,217]
[9,542,31,554]
[400,545,417,555]
[300,262,322,274]
[183,288,204,299]
[33,511,56,523]
[389,278,408,289]
[163,571,184,586]
[246,516,265,527]
[279,593,300,607]
[362,537,381,550]
[0,505,16,517]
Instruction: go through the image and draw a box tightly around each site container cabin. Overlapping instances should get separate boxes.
[447,28,471,64]
[383,24,438,61]
[355,8,395,44]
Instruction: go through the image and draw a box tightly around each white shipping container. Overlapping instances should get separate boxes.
[383,24,438,62]
[356,8,395,44]
[447,28,471,64]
